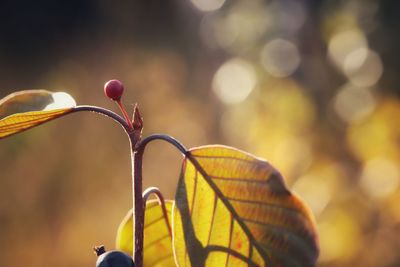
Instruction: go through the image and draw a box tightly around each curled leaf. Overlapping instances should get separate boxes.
[116,200,175,267]
[0,90,76,138]
[173,145,319,267]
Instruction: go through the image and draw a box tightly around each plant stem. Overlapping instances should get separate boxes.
[73,105,145,265]
[133,134,187,267]
[137,134,187,155]
[143,187,172,237]
[72,105,130,130]
[130,130,144,267]
[72,107,188,267]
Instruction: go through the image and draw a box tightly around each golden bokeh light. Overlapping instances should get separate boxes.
[360,157,400,199]
[328,29,367,72]
[318,208,362,263]
[212,58,257,104]
[200,1,270,51]
[333,83,376,124]
[347,98,400,162]
[260,39,301,77]
[190,0,226,12]
[344,49,383,87]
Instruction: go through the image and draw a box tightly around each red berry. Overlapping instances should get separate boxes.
[104,80,124,101]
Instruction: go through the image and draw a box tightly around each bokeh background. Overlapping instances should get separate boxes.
[1,0,400,266]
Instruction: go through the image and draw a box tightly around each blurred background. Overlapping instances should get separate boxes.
[0,0,399,266]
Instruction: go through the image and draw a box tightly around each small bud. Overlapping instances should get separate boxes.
[104,80,124,101]
[132,104,143,130]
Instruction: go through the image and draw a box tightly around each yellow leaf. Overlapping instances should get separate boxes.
[173,145,319,267]
[116,200,175,267]
[0,90,76,139]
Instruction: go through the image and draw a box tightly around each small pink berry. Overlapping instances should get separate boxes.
[104,79,124,101]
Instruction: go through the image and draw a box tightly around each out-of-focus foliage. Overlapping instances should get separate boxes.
[0,0,399,267]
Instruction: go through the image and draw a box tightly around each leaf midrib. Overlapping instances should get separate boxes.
[186,152,271,264]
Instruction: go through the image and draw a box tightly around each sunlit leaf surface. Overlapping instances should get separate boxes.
[173,145,319,267]
[0,90,76,139]
[116,200,175,267]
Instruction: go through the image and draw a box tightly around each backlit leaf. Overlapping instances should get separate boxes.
[0,90,76,139]
[116,200,175,267]
[173,145,319,267]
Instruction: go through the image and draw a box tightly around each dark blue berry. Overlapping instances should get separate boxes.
[96,250,134,267]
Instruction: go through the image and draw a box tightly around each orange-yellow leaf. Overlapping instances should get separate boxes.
[116,200,175,267]
[0,90,76,139]
[173,145,319,267]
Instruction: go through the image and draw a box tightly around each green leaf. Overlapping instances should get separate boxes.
[173,145,319,267]
[0,90,76,139]
[116,200,175,267]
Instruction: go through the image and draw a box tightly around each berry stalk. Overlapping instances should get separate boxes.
[116,100,134,130]
[104,79,134,130]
